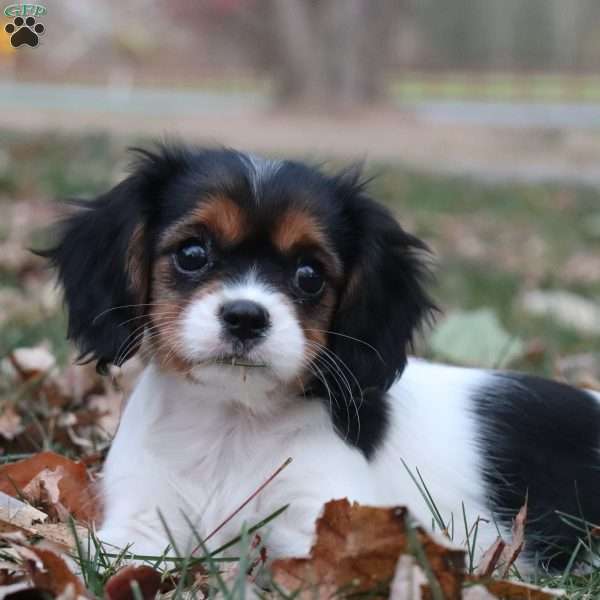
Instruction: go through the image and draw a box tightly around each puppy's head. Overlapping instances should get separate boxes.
[43,146,434,453]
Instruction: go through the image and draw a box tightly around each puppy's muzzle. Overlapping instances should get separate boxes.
[219,300,270,344]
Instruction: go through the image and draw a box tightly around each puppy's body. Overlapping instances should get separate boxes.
[100,357,600,569]
[43,146,600,571]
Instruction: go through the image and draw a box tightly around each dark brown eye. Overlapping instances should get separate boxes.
[174,239,208,273]
[294,263,324,296]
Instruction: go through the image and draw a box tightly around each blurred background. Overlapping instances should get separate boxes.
[1,0,600,397]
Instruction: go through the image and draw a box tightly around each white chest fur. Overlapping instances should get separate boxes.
[98,363,377,558]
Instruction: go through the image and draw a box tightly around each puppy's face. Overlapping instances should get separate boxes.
[148,189,342,394]
[44,146,433,448]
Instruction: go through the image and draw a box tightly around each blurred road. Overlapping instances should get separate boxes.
[3,82,600,128]
[0,82,267,116]
[414,100,600,129]
[2,81,600,184]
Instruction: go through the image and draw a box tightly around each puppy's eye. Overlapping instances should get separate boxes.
[294,263,324,296]
[174,239,208,273]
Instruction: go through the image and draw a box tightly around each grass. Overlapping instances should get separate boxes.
[370,168,600,376]
[0,130,599,596]
[389,72,600,103]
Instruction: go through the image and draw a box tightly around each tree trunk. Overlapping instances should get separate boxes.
[267,0,401,110]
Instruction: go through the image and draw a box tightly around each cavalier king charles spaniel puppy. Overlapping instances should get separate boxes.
[43,145,600,571]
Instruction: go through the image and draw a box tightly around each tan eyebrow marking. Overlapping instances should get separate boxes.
[272,208,342,279]
[272,209,328,252]
[159,196,248,251]
[191,196,247,245]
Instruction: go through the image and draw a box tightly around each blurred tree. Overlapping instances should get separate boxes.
[189,0,406,110]
[263,0,404,109]
[167,0,600,101]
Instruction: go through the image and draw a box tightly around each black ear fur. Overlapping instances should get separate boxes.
[40,177,148,374]
[39,144,194,373]
[316,176,436,456]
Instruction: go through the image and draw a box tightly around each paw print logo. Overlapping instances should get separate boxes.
[4,16,45,48]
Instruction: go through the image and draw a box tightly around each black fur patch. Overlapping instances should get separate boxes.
[473,373,600,569]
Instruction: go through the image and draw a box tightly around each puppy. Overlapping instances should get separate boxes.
[43,145,600,571]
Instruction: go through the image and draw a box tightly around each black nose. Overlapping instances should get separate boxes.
[220,300,270,342]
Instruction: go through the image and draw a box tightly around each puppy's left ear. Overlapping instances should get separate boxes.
[39,176,149,374]
[329,183,436,399]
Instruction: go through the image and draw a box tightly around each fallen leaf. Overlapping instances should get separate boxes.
[0,242,43,275]
[498,503,527,577]
[0,491,47,531]
[469,577,564,599]
[42,361,104,409]
[87,391,123,439]
[104,565,162,600]
[0,452,98,522]
[0,492,87,552]
[9,347,56,381]
[555,353,600,385]
[0,405,24,441]
[429,309,524,368]
[474,537,505,578]
[272,499,465,599]
[22,468,70,522]
[520,290,600,336]
[560,251,600,285]
[17,544,89,599]
[35,523,89,552]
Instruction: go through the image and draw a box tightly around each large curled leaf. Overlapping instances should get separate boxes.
[429,309,524,368]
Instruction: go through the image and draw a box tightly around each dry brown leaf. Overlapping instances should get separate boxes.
[16,544,89,599]
[468,577,564,599]
[272,499,465,600]
[23,467,70,522]
[498,503,527,577]
[87,390,123,438]
[0,529,88,598]
[34,523,89,552]
[0,452,98,522]
[474,537,505,578]
[42,361,104,409]
[473,503,526,579]
[0,241,43,275]
[104,565,162,600]
[0,492,87,552]
[9,346,56,380]
[0,404,24,441]
[0,491,47,531]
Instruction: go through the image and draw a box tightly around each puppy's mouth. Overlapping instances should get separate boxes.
[213,356,267,368]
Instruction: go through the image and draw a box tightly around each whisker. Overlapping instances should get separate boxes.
[309,347,354,441]
[115,310,180,329]
[305,340,363,443]
[307,340,364,398]
[304,328,384,363]
[92,302,176,324]
[114,317,179,366]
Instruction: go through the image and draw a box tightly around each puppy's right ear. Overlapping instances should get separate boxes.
[40,177,149,374]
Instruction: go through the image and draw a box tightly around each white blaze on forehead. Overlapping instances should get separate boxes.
[179,272,306,383]
[241,153,282,199]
